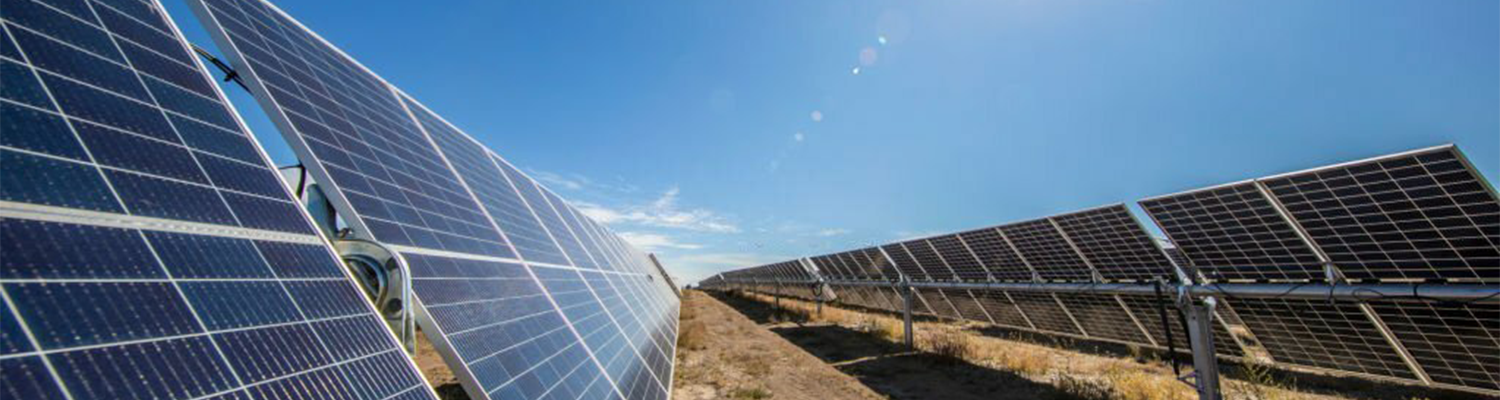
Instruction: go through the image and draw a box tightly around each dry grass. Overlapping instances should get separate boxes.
[973,342,1053,376]
[727,387,772,399]
[922,328,973,363]
[678,320,709,351]
[723,291,1376,400]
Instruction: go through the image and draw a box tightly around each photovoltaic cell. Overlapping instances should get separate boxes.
[1141,182,1325,282]
[939,288,993,324]
[998,219,1096,281]
[969,290,1033,329]
[0,0,433,397]
[1009,291,1083,335]
[190,0,677,398]
[881,243,926,281]
[904,240,958,281]
[1050,205,1176,282]
[1054,293,1151,344]
[1367,299,1499,391]
[956,228,1035,281]
[916,288,962,319]
[1259,146,1499,283]
[929,235,990,281]
[1229,298,1417,381]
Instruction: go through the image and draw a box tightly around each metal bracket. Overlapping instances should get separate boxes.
[334,238,416,353]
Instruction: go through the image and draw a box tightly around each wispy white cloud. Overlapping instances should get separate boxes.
[659,252,788,284]
[529,169,583,190]
[618,231,703,250]
[575,187,739,233]
[816,228,850,237]
[529,169,639,194]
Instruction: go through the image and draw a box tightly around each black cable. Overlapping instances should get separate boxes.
[292,164,308,199]
[189,44,248,91]
[1155,280,1182,378]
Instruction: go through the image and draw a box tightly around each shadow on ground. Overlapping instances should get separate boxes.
[711,292,1086,400]
[712,291,1486,400]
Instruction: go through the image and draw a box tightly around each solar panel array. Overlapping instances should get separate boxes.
[184,0,680,399]
[704,145,1500,396]
[1,0,434,398]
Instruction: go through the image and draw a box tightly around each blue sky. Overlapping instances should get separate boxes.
[165,0,1499,284]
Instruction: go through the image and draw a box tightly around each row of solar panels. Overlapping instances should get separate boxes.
[701,145,1500,396]
[1,0,679,399]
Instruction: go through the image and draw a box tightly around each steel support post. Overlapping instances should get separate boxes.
[902,282,915,349]
[1185,296,1223,400]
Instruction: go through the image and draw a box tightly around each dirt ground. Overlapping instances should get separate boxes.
[672,290,886,400]
[414,330,469,400]
[706,290,1486,400]
[412,290,1481,400]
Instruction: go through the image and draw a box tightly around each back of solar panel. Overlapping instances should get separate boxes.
[0,0,437,398]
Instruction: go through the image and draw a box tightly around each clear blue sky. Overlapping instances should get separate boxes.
[165,0,1499,284]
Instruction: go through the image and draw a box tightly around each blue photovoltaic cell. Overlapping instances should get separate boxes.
[403,253,620,400]
[540,188,600,270]
[535,268,664,400]
[493,157,589,267]
[0,0,434,397]
[190,0,680,398]
[190,0,507,257]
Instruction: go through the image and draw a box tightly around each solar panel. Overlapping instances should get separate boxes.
[0,0,434,397]
[187,1,678,399]
[1258,146,1499,283]
[929,235,991,281]
[880,243,927,281]
[1008,291,1084,336]
[997,219,1097,282]
[861,247,904,281]
[956,228,1036,281]
[1228,298,1419,382]
[1115,293,1245,358]
[903,240,960,281]
[1050,205,1178,282]
[939,288,994,324]
[1140,182,1327,282]
[969,290,1034,329]
[1053,292,1151,345]
[1366,299,1499,391]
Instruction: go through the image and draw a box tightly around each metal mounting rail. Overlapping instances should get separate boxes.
[814,280,1498,302]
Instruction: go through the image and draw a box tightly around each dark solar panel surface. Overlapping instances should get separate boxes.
[1230,298,1417,381]
[863,247,903,281]
[998,219,1095,281]
[930,235,990,281]
[1141,183,1325,282]
[917,289,962,319]
[940,288,993,323]
[0,0,432,397]
[1260,147,1500,283]
[957,228,1035,281]
[970,290,1033,329]
[1367,299,1499,391]
[1009,291,1083,335]
[904,240,958,281]
[1051,205,1176,282]
[1054,293,1150,344]
[881,243,926,281]
[1115,294,1244,357]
